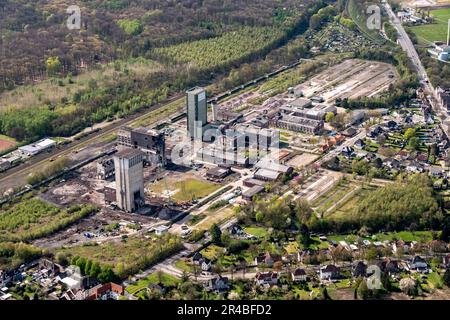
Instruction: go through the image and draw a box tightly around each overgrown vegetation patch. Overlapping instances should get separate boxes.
[0,197,97,242]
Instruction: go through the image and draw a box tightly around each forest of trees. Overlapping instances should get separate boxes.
[0,0,327,92]
[0,242,45,271]
[311,175,444,234]
[238,175,444,237]
[0,0,334,142]
[239,196,314,232]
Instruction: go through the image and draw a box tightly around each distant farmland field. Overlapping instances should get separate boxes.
[409,8,450,43]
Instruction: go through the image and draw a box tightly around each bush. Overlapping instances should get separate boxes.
[227,240,250,255]
[117,19,143,36]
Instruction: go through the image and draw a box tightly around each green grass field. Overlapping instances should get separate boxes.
[174,259,193,273]
[409,8,450,44]
[327,184,379,220]
[328,230,433,243]
[244,226,270,238]
[0,134,17,143]
[149,176,221,203]
[126,272,180,294]
[200,244,225,261]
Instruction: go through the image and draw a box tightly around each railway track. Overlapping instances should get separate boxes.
[0,58,309,202]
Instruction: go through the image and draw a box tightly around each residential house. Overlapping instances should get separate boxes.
[354,139,366,149]
[0,271,11,288]
[147,283,167,296]
[206,166,232,181]
[443,254,450,268]
[352,261,367,278]
[0,293,13,301]
[86,283,124,300]
[383,158,401,170]
[255,252,281,268]
[396,150,411,161]
[367,126,383,139]
[228,224,245,237]
[38,259,62,277]
[429,166,445,178]
[204,276,230,293]
[60,289,87,301]
[201,258,212,272]
[192,252,204,265]
[408,256,429,273]
[378,259,401,275]
[319,265,340,281]
[387,120,398,131]
[338,241,350,251]
[392,240,410,255]
[191,252,212,272]
[255,272,278,286]
[342,127,357,137]
[416,153,428,163]
[365,152,376,162]
[404,114,413,124]
[341,146,355,159]
[406,161,424,173]
[362,240,371,246]
[282,253,297,264]
[242,185,265,200]
[291,268,307,282]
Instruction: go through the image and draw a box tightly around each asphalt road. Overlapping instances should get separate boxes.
[0,93,184,192]
[384,2,450,135]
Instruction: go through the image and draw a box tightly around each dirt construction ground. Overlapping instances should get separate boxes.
[294,59,398,104]
[0,139,15,153]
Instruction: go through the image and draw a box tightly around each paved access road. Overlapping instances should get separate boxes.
[383,2,450,135]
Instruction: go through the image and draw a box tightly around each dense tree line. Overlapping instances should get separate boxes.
[239,196,314,232]
[311,175,444,234]
[238,175,444,236]
[309,5,337,30]
[69,256,116,284]
[0,242,45,271]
